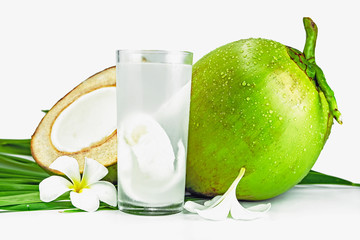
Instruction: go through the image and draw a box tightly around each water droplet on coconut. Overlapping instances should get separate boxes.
[246,97,250,101]
[269,110,273,114]
[242,81,247,86]
[279,116,283,120]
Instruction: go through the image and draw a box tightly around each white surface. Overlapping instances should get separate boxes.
[1,186,359,240]
[0,0,359,239]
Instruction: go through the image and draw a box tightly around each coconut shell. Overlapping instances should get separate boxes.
[31,66,117,182]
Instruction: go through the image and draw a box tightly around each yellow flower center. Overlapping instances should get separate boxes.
[71,179,88,193]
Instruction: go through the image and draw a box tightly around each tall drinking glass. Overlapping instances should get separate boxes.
[116,50,193,215]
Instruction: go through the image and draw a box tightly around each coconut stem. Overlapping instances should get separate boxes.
[303,17,342,124]
[303,17,317,63]
[313,65,342,124]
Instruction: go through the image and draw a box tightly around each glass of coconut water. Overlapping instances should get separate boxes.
[116,50,193,215]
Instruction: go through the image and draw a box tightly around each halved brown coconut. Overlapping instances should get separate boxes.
[31,66,117,182]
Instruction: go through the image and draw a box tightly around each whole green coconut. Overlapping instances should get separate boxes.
[186,17,342,201]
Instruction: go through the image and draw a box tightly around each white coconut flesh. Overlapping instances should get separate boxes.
[50,86,116,153]
[118,113,186,204]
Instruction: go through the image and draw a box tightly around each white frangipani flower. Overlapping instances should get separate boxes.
[39,156,117,212]
[184,168,271,221]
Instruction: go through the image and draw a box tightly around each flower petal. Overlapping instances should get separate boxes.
[81,157,108,186]
[49,156,80,184]
[194,169,242,220]
[184,195,223,214]
[201,168,245,209]
[246,203,272,212]
[196,196,232,221]
[70,188,99,212]
[228,169,271,220]
[184,168,271,221]
[204,195,222,207]
[230,202,271,220]
[39,176,72,202]
[89,181,117,207]
[184,201,208,213]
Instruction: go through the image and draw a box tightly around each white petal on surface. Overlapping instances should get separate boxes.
[183,168,270,221]
[39,176,72,202]
[204,195,223,207]
[184,201,208,213]
[246,203,272,212]
[201,168,246,210]
[230,201,271,220]
[81,157,108,186]
[49,156,81,184]
[184,196,223,214]
[196,196,232,221]
[70,188,99,212]
[89,181,117,207]
[222,168,245,200]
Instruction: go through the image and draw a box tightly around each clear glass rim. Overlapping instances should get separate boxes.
[116,49,193,65]
[117,49,193,55]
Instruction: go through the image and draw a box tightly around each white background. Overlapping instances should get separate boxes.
[0,0,359,239]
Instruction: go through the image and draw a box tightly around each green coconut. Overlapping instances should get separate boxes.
[186,17,341,200]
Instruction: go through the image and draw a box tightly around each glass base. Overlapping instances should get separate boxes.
[118,201,183,216]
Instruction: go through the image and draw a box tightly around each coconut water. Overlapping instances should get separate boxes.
[116,61,192,212]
